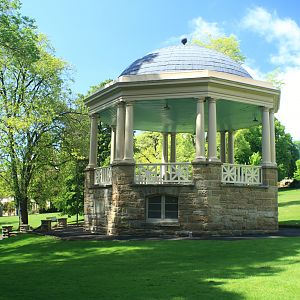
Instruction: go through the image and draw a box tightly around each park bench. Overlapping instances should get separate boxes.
[2,225,13,238]
[40,219,52,232]
[19,224,30,232]
[57,217,67,228]
[46,216,58,225]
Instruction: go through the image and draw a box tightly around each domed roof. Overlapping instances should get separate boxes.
[120,44,252,78]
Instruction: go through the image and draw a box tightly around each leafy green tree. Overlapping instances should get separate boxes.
[134,132,162,163]
[294,160,300,180]
[249,152,262,166]
[234,120,298,180]
[176,133,195,162]
[54,159,86,224]
[193,35,246,63]
[295,141,300,159]
[0,1,70,224]
[134,132,195,163]
[52,81,112,219]
[234,130,252,164]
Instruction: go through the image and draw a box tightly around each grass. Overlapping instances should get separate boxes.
[0,189,299,299]
[278,188,300,226]
[0,212,83,232]
[0,234,300,300]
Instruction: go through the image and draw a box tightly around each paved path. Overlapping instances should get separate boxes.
[37,224,300,241]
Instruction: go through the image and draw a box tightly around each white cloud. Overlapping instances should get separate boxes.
[243,64,265,81]
[189,17,224,41]
[163,17,223,46]
[242,7,300,67]
[242,7,300,140]
[276,68,300,141]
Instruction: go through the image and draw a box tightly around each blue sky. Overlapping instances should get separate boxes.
[21,0,300,140]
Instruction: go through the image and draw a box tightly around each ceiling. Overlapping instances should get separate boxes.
[99,98,262,133]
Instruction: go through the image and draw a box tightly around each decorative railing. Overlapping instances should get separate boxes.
[221,163,262,185]
[94,166,112,185]
[135,163,192,184]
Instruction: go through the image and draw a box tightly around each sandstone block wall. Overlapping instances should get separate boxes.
[84,163,278,236]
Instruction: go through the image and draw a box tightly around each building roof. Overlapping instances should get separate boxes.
[120,44,252,78]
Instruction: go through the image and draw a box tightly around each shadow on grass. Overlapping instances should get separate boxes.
[279,220,300,226]
[278,200,300,207]
[1,235,300,300]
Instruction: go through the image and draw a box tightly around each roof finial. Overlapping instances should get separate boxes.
[181,38,187,45]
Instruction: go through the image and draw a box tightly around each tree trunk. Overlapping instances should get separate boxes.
[19,198,29,225]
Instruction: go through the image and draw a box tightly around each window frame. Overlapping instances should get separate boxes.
[146,195,178,223]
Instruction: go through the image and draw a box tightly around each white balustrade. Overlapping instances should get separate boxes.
[94,166,112,185]
[135,163,192,184]
[221,163,262,185]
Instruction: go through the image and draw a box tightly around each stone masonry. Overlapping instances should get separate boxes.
[84,163,278,236]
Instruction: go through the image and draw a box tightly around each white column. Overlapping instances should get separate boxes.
[115,102,125,161]
[208,98,218,161]
[262,106,271,165]
[162,132,168,163]
[269,109,276,165]
[228,131,235,164]
[110,126,116,164]
[195,97,206,161]
[124,103,135,162]
[220,131,226,163]
[88,114,98,168]
[170,132,176,162]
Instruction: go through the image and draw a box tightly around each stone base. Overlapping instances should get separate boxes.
[84,164,278,236]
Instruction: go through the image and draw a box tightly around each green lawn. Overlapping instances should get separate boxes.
[0,190,299,299]
[278,188,300,226]
[0,234,300,300]
[0,212,83,232]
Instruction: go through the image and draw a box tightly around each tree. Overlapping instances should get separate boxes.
[295,141,300,159]
[234,120,299,180]
[294,160,300,180]
[134,132,162,163]
[0,1,70,224]
[193,35,246,63]
[53,159,86,224]
[52,81,112,220]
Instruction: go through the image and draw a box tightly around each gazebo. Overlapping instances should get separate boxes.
[84,42,280,236]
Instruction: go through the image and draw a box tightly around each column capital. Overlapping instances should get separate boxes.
[262,106,270,112]
[90,113,98,119]
[207,97,216,103]
[117,99,126,106]
[125,101,134,107]
[197,97,205,103]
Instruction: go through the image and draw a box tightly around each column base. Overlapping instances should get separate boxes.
[86,164,96,170]
[112,160,135,166]
[261,162,275,167]
[208,157,220,162]
[193,156,206,163]
[123,158,136,164]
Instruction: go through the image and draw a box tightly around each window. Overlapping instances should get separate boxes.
[147,195,178,221]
